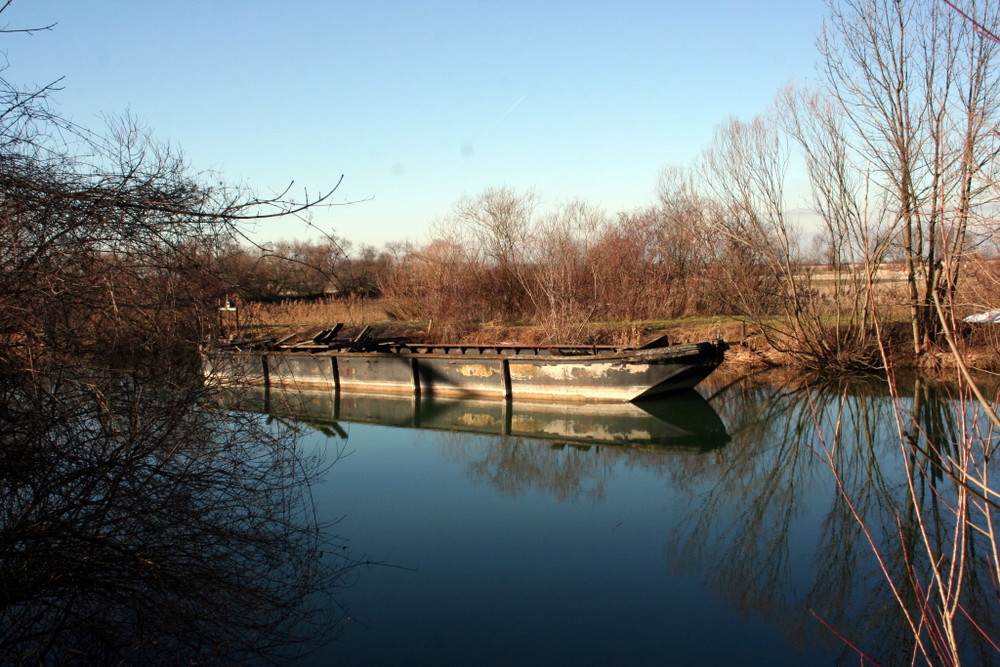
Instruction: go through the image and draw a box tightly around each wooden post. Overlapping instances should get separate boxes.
[219,297,239,335]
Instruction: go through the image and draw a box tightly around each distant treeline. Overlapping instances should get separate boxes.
[217,178,1000,371]
[217,190,748,322]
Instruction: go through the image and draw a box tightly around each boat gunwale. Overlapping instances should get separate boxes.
[215,340,727,362]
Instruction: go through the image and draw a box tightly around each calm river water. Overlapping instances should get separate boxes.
[234,372,1000,666]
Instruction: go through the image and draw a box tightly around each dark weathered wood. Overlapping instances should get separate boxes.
[313,325,343,345]
[639,333,671,349]
[273,331,299,347]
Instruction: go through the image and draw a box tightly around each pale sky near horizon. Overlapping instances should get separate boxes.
[2,1,828,248]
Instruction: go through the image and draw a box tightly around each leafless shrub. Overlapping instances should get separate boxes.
[380,185,729,328]
[0,370,358,663]
[378,235,493,321]
[0,9,360,662]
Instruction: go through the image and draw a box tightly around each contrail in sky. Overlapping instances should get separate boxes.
[499,95,526,122]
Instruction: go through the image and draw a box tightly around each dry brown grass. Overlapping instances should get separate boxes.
[229,297,391,334]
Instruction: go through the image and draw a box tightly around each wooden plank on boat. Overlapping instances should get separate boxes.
[639,333,671,349]
[273,331,300,347]
[314,324,344,344]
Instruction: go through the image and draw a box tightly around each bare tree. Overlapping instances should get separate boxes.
[0,109,338,375]
[0,8,361,662]
[818,0,1000,358]
[454,186,537,319]
[698,114,850,364]
[528,199,606,328]
[0,375,359,663]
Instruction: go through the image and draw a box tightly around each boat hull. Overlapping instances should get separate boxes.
[203,340,728,403]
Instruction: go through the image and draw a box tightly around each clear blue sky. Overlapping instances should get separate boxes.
[3,1,827,247]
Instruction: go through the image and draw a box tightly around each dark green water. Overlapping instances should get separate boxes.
[242,375,1000,666]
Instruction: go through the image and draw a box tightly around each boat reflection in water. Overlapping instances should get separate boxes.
[225,386,731,454]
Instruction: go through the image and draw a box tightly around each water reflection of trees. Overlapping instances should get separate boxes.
[671,374,1000,664]
[439,375,1000,662]
[446,437,617,502]
[858,377,1000,665]
[0,371,357,664]
[666,381,835,646]
[439,434,728,503]
[248,374,1000,662]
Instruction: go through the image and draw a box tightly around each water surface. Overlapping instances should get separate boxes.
[11,373,991,664]
[243,375,1000,665]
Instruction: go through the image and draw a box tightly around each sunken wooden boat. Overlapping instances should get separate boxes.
[203,325,729,403]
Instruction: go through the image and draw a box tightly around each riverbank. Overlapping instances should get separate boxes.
[231,299,1000,375]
